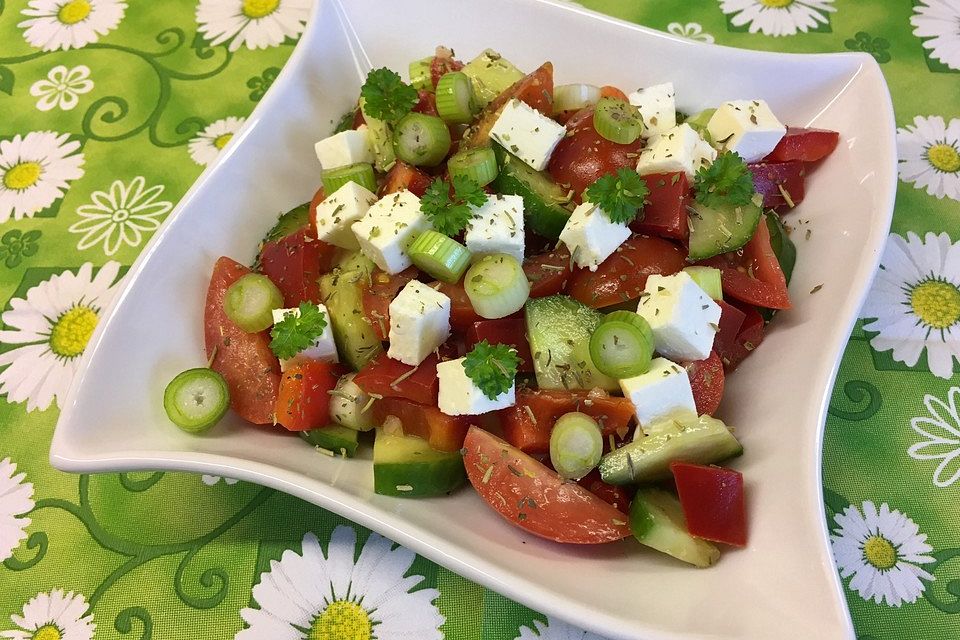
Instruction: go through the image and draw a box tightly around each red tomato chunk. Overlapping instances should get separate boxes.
[362,267,418,340]
[259,230,336,307]
[671,461,747,547]
[353,352,440,406]
[699,219,791,310]
[631,172,690,242]
[749,161,805,209]
[465,319,534,373]
[577,470,631,515]
[524,246,572,299]
[685,351,725,416]
[275,360,340,431]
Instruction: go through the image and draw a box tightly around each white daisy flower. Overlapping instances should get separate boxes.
[0,131,85,224]
[718,0,836,37]
[909,386,960,487]
[187,116,245,167]
[1,589,95,640]
[515,618,608,640]
[831,501,935,607]
[18,0,127,52]
[0,261,122,412]
[860,232,960,379]
[912,0,960,71]
[67,176,173,256]
[238,526,444,640]
[666,22,715,43]
[0,458,35,564]
[29,65,94,112]
[196,0,312,52]
[897,115,960,201]
[201,474,239,486]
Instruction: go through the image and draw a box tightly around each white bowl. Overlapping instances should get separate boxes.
[51,1,896,638]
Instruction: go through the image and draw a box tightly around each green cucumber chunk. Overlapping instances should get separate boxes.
[630,488,720,568]
[765,213,796,285]
[687,199,762,261]
[462,49,524,108]
[525,295,619,392]
[359,97,396,172]
[599,415,742,485]
[163,368,230,433]
[318,252,383,371]
[262,202,310,244]
[492,145,573,239]
[299,424,360,457]
[373,429,466,497]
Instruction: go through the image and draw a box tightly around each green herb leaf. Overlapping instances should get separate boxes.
[584,168,649,225]
[463,339,520,400]
[269,302,328,360]
[693,150,755,208]
[360,67,418,124]
[420,175,488,236]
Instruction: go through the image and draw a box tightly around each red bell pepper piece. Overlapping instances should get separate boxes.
[465,319,534,373]
[353,352,440,405]
[670,461,747,547]
[685,351,725,416]
[764,127,839,163]
[749,161,805,209]
[275,360,341,431]
[632,172,690,242]
[372,396,470,452]
[361,267,418,340]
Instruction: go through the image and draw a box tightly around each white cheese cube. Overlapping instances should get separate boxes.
[313,181,378,250]
[464,194,525,263]
[330,373,376,431]
[636,123,705,179]
[271,305,338,370]
[387,280,452,366]
[636,272,721,361]
[489,99,566,171]
[706,100,786,162]
[437,357,516,415]
[352,190,432,274]
[558,201,631,272]
[314,126,374,170]
[619,357,697,434]
[693,137,718,174]
[628,82,677,138]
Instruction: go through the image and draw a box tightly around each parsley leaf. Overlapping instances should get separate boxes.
[420,175,488,236]
[360,68,418,125]
[693,150,755,208]
[584,168,649,225]
[269,302,328,360]
[463,340,520,400]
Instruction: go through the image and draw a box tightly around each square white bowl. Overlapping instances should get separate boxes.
[50,1,896,638]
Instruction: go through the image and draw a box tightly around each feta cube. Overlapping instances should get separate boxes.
[558,201,631,271]
[464,194,525,263]
[437,357,516,415]
[628,82,677,138]
[489,99,566,171]
[387,280,452,366]
[706,100,786,162]
[636,272,721,361]
[693,137,718,174]
[636,123,706,179]
[352,190,432,274]
[313,181,378,250]
[314,126,374,170]
[619,357,697,434]
[271,305,338,370]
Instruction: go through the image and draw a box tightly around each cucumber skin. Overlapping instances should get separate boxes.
[492,146,572,239]
[299,425,360,457]
[373,431,466,497]
[687,200,762,261]
[766,213,796,285]
[360,97,397,172]
[262,202,310,244]
[630,488,720,568]
[318,252,383,371]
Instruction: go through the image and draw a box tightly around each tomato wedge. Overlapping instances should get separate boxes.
[353,352,440,405]
[749,161,805,209]
[260,229,336,307]
[632,172,690,242]
[380,161,433,198]
[308,186,325,234]
[685,351,725,416]
[204,257,280,425]
[434,280,485,331]
[764,127,839,163]
[671,462,747,547]
[714,300,746,366]
[373,397,470,452]
[463,426,632,544]
[577,470,630,514]
[465,319,534,373]
[464,63,554,145]
[719,302,765,371]
[361,267,418,340]
[699,219,791,310]
[524,246,572,298]
[568,236,686,308]
[275,360,341,431]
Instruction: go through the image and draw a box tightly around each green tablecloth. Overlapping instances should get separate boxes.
[1,0,958,638]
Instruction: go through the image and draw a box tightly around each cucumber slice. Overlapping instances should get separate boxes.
[765,213,796,285]
[462,49,524,108]
[359,97,396,172]
[525,295,619,392]
[318,252,383,371]
[300,424,360,457]
[630,488,720,568]
[599,415,742,485]
[492,145,573,239]
[262,202,310,244]
[373,429,466,497]
[687,198,762,261]
[163,368,230,433]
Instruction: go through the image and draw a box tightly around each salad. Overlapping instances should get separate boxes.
[162,47,839,568]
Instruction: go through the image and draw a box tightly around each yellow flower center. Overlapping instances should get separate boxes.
[32,624,63,640]
[863,535,898,571]
[927,143,960,173]
[57,0,92,24]
[759,0,793,7]
[50,305,99,359]
[213,133,233,150]
[3,162,42,191]
[308,600,372,640]
[910,279,960,330]
[242,0,280,19]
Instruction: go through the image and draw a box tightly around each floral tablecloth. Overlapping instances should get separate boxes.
[1,0,959,638]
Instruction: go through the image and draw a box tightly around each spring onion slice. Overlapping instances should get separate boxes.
[409,56,433,91]
[435,71,477,124]
[163,368,230,432]
[321,162,377,194]
[683,266,723,301]
[464,253,530,319]
[553,83,601,114]
[393,113,452,167]
[589,310,654,379]
[447,147,498,186]
[223,273,284,333]
[593,96,644,144]
[550,412,603,480]
[408,230,472,283]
